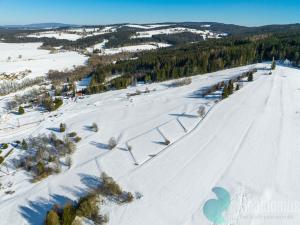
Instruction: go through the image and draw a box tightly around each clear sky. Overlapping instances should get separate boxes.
[0,0,299,26]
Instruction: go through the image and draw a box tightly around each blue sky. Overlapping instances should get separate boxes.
[0,0,299,26]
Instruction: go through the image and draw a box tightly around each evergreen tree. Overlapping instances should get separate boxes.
[228,81,234,95]
[271,57,276,70]
[45,210,60,225]
[18,106,25,115]
[60,123,66,133]
[21,139,28,150]
[248,73,253,82]
[222,85,229,99]
[62,203,76,225]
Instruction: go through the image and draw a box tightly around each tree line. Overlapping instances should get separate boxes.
[87,32,300,94]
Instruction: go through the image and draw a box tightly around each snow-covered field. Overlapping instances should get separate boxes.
[2,63,299,225]
[26,26,116,41]
[25,25,225,42]
[124,24,172,29]
[87,41,171,55]
[0,42,87,80]
[131,27,227,39]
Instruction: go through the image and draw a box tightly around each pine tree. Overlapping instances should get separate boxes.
[45,210,61,225]
[222,85,229,99]
[248,73,253,82]
[21,139,28,150]
[60,123,66,133]
[271,57,276,70]
[62,203,76,225]
[228,81,234,95]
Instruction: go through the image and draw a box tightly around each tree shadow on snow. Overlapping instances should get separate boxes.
[186,85,222,99]
[78,173,102,190]
[152,140,168,146]
[169,113,198,118]
[47,127,60,133]
[83,125,94,131]
[19,194,73,225]
[90,141,109,150]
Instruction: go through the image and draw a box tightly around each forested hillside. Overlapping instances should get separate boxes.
[88,31,300,93]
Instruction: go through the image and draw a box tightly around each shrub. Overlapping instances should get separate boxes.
[135,192,143,199]
[45,210,61,225]
[18,106,25,115]
[74,136,82,143]
[101,172,122,196]
[228,80,234,95]
[60,123,66,133]
[108,137,117,150]
[222,85,229,99]
[247,73,253,82]
[76,194,100,220]
[0,156,4,164]
[164,139,170,145]
[65,156,72,168]
[62,203,76,225]
[68,132,77,138]
[171,78,192,87]
[197,106,206,117]
[64,138,76,154]
[36,161,45,176]
[124,192,134,203]
[53,98,63,110]
[91,123,98,132]
[271,58,276,70]
[1,143,8,149]
[21,139,28,150]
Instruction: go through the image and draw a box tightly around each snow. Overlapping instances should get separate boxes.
[101,43,171,55]
[1,64,300,225]
[87,41,171,55]
[26,26,117,41]
[27,32,83,41]
[0,42,87,80]
[131,27,227,40]
[124,24,172,29]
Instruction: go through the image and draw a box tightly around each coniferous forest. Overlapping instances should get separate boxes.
[88,31,300,94]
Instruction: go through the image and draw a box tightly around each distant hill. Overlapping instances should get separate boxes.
[1,23,77,30]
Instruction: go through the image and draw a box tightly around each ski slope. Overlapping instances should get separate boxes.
[1,64,300,225]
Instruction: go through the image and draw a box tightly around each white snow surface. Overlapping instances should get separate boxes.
[27,32,83,41]
[87,40,171,55]
[131,27,227,40]
[26,26,116,41]
[124,24,172,29]
[1,64,300,225]
[0,42,87,79]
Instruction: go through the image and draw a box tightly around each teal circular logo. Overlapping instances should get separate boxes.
[203,187,231,224]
